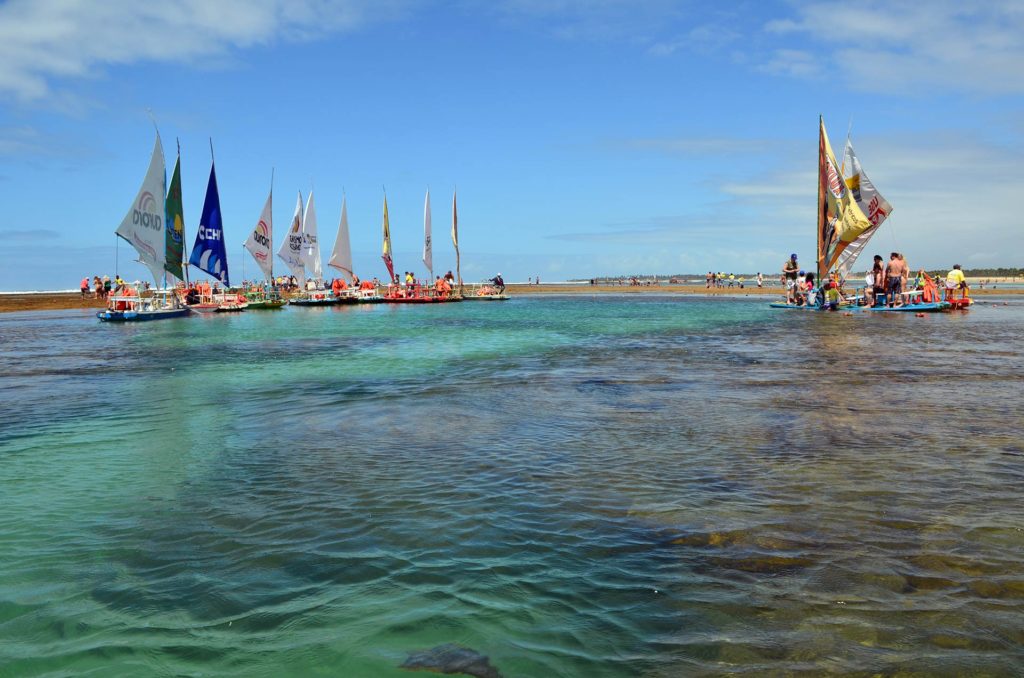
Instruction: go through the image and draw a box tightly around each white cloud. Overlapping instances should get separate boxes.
[0,0,410,101]
[763,1,1024,94]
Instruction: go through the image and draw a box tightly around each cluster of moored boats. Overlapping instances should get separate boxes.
[101,131,506,322]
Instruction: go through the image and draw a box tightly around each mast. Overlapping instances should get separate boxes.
[817,116,827,283]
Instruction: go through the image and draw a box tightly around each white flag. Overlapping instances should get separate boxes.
[244,187,274,280]
[116,133,166,283]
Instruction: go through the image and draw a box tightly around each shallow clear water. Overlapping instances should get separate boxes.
[1,296,1023,677]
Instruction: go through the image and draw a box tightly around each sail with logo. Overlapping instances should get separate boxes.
[816,116,873,283]
[164,143,186,281]
[116,132,167,283]
[382,194,395,282]
[245,179,274,281]
[835,140,893,279]
[277,192,305,285]
[188,155,230,285]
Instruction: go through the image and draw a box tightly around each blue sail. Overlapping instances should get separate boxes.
[188,162,230,285]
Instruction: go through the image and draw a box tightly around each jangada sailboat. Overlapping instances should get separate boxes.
[185,145,246,313]
[288,190,338,306]
[770,117,948,312]
[98,132,191,322]
[242,178,286,309]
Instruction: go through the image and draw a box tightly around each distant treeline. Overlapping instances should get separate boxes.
[573,267,1023,282]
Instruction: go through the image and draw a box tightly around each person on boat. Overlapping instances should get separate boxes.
[823,281,843,311]
[782,253,799,285]
[885,252,906,307]
[444,270,455,285]
[945,264,968,300]
[490,273,505,293]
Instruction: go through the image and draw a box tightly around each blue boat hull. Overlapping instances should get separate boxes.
[97,308,192,322]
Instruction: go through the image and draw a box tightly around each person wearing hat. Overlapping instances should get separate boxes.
[782,253,799,303]
[490,272,505,293]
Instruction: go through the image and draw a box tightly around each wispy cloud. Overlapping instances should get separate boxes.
[0,0,411,102]
[763,1,1024,94]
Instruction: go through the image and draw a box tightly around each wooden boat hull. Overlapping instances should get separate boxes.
[245,299,286,309]
[289,297,339,306]
[97,307,192,322]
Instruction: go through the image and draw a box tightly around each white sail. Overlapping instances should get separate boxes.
[328,195,353,281]
[838,139,893,278]
[116,133,167,283]
[302,190,322,280]
[423,188,433,277]
[244,187,274,280]
[277,191,305,283]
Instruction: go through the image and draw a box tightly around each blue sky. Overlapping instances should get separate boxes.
[1,0,1022,289]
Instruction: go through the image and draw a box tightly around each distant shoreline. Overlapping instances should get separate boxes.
[2,284,1020,314]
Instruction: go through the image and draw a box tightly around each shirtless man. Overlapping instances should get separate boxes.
[885,252,906,307]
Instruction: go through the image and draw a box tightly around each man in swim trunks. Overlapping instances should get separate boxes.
[885,252,905,307]
[782,254,799,303]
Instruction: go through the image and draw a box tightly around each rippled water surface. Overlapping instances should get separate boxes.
[2,296,1023,676]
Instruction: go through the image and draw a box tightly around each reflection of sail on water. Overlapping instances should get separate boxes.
[817,117,872,281]
[836,140,894,278]
[328,195,353,282]
[116,133,167,283]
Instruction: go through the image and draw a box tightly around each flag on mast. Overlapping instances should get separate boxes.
[382,194,395,282]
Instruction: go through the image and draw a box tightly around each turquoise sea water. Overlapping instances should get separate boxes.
[1,296,1023,676]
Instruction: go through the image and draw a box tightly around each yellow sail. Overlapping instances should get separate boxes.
[817,117,872,281]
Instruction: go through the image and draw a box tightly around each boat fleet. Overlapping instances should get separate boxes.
[99,132,505,322]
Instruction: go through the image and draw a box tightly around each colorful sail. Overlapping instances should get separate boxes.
[328,195,354,281]
[817,117,872,281]
[116,133,166,283]
[423,189,433,277]
[835,139,894,278]
[382,194,395,282]
[277,191,305,282]
[451,190,461,286]
[188,161,230,285]
[301,191,322,280]
[164,151,185,281]
[244,186,274,280]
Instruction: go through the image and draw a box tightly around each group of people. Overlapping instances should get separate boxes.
[781,252,971,309]
[706,272,762,289]
[81,275,150,299]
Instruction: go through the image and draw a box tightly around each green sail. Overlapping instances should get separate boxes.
[164,155,185,281]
